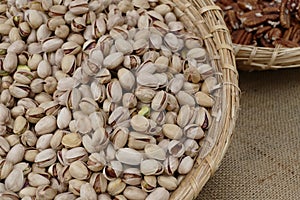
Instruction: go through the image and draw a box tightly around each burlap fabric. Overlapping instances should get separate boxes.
[197,69,300,199]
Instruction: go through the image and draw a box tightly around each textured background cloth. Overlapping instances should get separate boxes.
[197,68,300,199]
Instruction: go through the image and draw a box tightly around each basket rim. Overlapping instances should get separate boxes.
[233,43,300,71]
[168,0,240,199]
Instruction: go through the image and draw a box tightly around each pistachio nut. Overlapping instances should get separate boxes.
[163,156,179,175]
[24,149,39,162]
[117,68,135,91]
[151,90,168,111]
[68,179,87,196]
[195,91,215,107]
[106,79,123,103]
[79,183,97,200]
[13,115,29,135]
[87,152,106,172]
[54,192,76,200]
[158,175,178,191]
[103,52,124,69]
[116,148,143,165]
[35,148,57,167]
[107,178,126,196]
[184,139,200,158]
[103,160,123,181]
[69,160,90,180]
[178,156,194,174]
[123,54,141,69]
[162,124,183,140]
[110,127,129,150]
[176,105,194,128]
[13,68,34,85]
[36,185,57,200]
[3,52,18,73]
[144,144,166,161]
[184,124,205,140]
[108,106,130,126]
[128,132,156,150]
[4,168,25,192]
[122,168,142,186]
[6,144,25,164]
[168,140,185,158]
[25,107,45,124]
[89,172,107,193]
[146,187,170,200]
[9,83,31,99]
[175,91,195,107]
[140,159,164,176]
[35,115,57,135]
[0,104,11,125]
[61,132,81,148]
[0,159,14,180]
[0,137,10,157]
[141,175,157,192]
[19,186,37,198]
[130,114,150,132]
[57,107,72,129]
[42,37,64,52]
[65,147,88,164]
[124,186,147,200]
[36,134,53,150]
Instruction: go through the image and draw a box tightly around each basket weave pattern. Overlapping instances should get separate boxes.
[233,44,300,71]
[169,0,239,199]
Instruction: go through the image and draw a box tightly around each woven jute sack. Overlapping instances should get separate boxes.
[168,0,239,199]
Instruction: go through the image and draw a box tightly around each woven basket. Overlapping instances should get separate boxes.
[233,44,300,71]
[169,0,240,199]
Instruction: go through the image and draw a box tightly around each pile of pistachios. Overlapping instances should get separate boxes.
[0,0,218,199]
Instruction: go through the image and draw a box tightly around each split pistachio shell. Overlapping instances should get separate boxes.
[151,91,168,111]
[122,168,142,186]
[35,148,57,167]
[128,132,156,150]
[107,178,126,196]
[69,160,90,180]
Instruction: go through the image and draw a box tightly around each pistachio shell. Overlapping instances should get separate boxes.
[62,132,82,148]
[162,124,183,140]
[116,148,143,165]
[103,52,124,69]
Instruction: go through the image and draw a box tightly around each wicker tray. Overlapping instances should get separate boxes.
[233,44,300,71]
[169,0,240,199]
